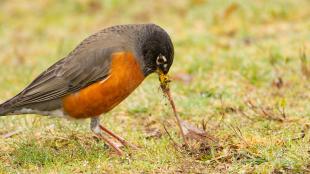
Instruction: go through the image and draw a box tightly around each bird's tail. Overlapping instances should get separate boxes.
[0,92,26,116]
[0,99,14,116]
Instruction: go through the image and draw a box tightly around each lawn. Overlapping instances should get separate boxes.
[0,0,309,173]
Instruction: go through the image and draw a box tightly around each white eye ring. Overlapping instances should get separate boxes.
[156,55,167,65]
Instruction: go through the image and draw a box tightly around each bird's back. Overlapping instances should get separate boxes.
[0,24,169,117]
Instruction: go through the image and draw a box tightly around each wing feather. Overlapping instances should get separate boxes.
[11,46,117,107]
[1,25,134,112]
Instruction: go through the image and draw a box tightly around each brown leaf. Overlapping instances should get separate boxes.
[144,128,162,139]
[144,120,162,139]
[88,0,102,12]
[2,128,23,138]
[190,0,207,6]
[223,3,239,19]
[181,120,218,143]
[272,76,284,89]
[301,49,310,79]
[172,73,193,85]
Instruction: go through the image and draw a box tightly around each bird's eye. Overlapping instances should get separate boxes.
[156,55,167,65]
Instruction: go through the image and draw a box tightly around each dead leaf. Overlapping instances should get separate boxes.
[223,3,239,19]
[300,49,310,79]
[181,120,218,143]
[144,119,163,139]
[172,73,193,85]
[190,0,207,6]
[2,128,23,138]
[87,0,102,13]
[272,76,284,89]
[144,128,162,139]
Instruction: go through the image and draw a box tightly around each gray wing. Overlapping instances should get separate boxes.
[0,25,135,114]
[5,46,117,109]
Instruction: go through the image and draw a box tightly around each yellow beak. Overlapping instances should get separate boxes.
[157,68,170,90]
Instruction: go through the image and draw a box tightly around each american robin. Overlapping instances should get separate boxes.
[0,24,174,155]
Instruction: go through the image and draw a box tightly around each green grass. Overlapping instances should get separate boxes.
[0,0,310,173]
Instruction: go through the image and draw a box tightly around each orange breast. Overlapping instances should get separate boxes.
[62,52,145,118]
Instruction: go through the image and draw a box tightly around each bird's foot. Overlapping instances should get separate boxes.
[99,124,139,150]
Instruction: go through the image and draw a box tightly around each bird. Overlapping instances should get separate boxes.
[0,24,174,155]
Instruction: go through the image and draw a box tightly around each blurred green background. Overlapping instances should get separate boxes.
[0,0,309,173]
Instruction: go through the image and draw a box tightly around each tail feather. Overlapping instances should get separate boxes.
[0,108,9,116]
[0,98,17,116]
[0,102,11,116]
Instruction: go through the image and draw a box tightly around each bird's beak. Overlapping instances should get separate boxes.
[157,68,171,91]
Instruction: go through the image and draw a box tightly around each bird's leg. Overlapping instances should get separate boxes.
[90,117,123,156]
[99,124,137,149]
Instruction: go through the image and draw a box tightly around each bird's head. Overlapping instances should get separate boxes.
[137,24,174,77]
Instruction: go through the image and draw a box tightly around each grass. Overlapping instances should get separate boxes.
[0,0,310,173]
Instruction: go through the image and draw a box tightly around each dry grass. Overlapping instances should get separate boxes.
[0,0,310,173]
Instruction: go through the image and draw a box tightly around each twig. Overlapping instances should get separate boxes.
[2,128,23,138]
[246,99,284,122]
[226,124,249,146]
[162,122,181,151]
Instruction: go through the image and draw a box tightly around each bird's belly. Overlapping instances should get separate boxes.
[62,52,145,119]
